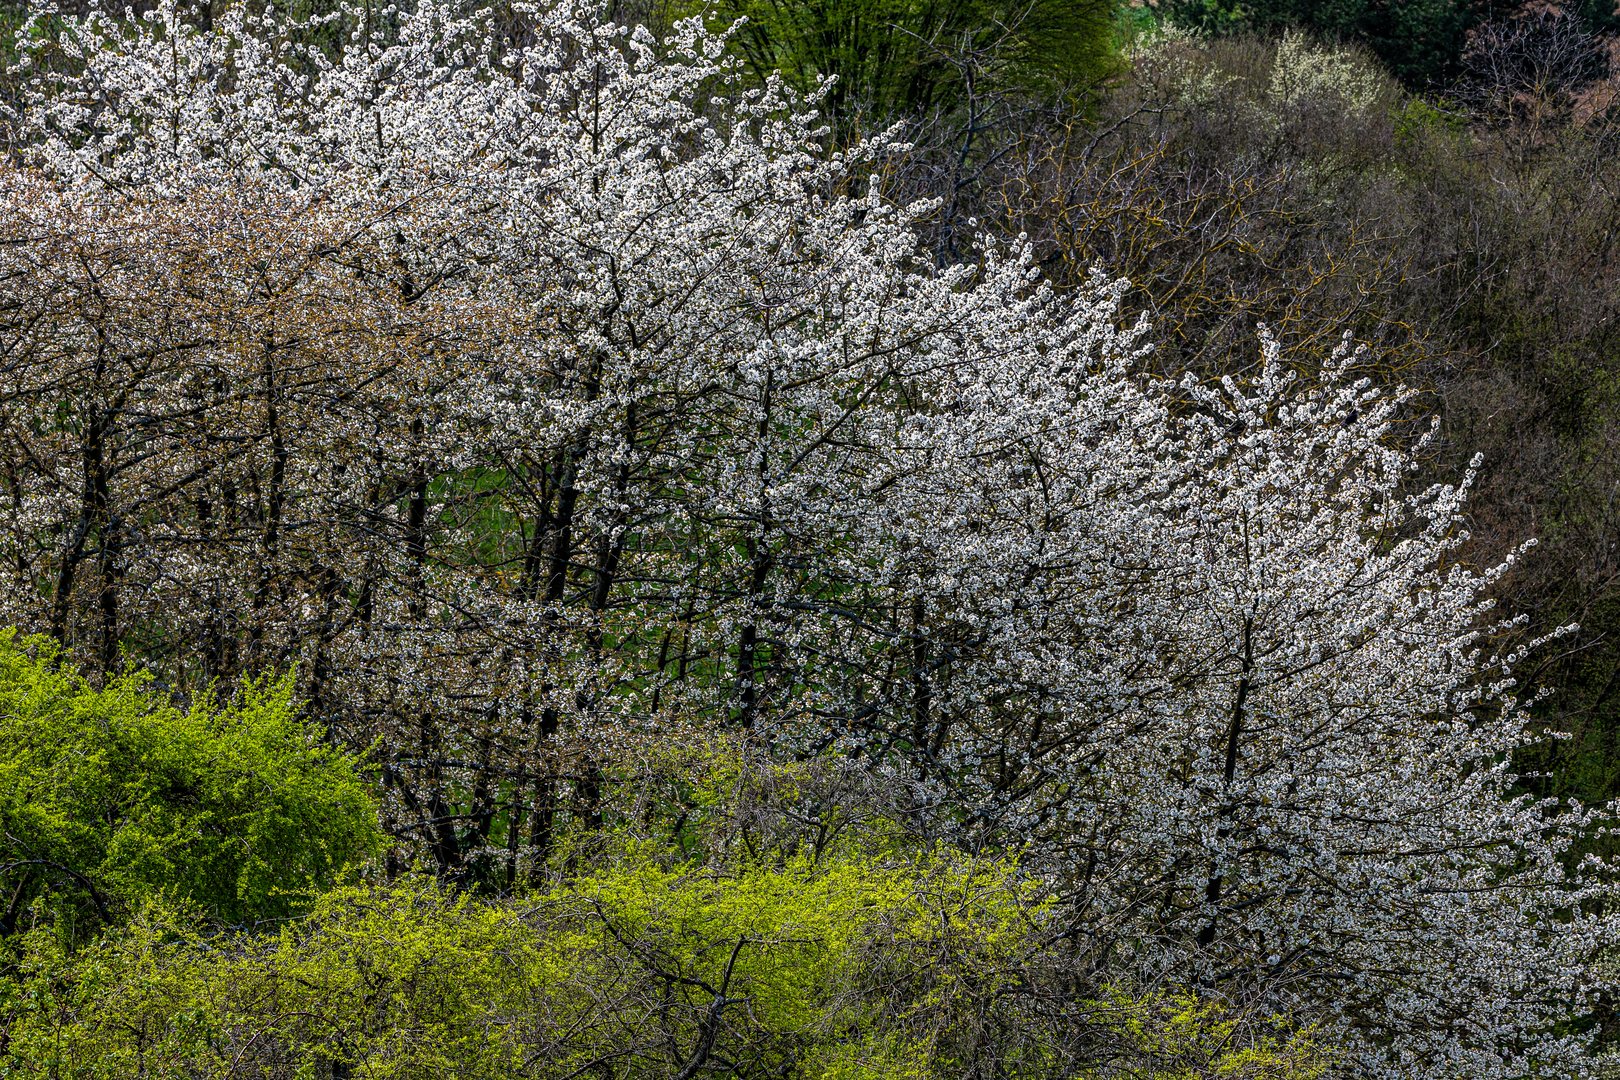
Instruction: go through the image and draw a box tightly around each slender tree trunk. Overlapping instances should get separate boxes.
[1197,613,1254,951]
[527,447,582,878]
[910,594,931,758]
[52,341,112,652]
[249,340,288,663]
[736,372,772,731]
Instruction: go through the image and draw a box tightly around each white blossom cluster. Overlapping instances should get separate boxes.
[0,3,1614,1074]
[1267,28,1390,119]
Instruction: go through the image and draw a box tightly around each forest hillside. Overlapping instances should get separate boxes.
[3,1,1620,1077]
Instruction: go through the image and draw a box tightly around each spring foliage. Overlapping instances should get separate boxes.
[0,2,1614,1076]
[0,632,382,943]
[4,786,1330,1080]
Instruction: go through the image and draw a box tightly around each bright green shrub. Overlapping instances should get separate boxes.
[1,845,1333,1078]
[0,630,383,943]
[2,854,1036,1078]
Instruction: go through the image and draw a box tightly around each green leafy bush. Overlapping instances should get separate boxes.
[2,850,1331,1079]
[0,630,383,944]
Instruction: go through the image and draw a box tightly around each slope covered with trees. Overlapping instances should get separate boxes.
[1,1,1618,1077]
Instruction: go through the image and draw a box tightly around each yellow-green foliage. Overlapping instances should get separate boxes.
[0,631,383,945]
[1,846,1332,1079]
[1083,989,1332,1080]
[3,848,1034,1078]
[1,737,1331,1079]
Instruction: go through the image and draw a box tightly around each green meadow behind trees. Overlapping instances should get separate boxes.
[6,0,1620,1077]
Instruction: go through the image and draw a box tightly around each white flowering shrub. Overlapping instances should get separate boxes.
[1267,29,1390,119]
[1124,22,1244,109]
[0,3,1614,1076]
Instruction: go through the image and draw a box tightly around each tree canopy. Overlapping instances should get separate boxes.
[0,1,1618,1077]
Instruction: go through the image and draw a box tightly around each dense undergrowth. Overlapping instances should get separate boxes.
[0,638,1330,1079]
